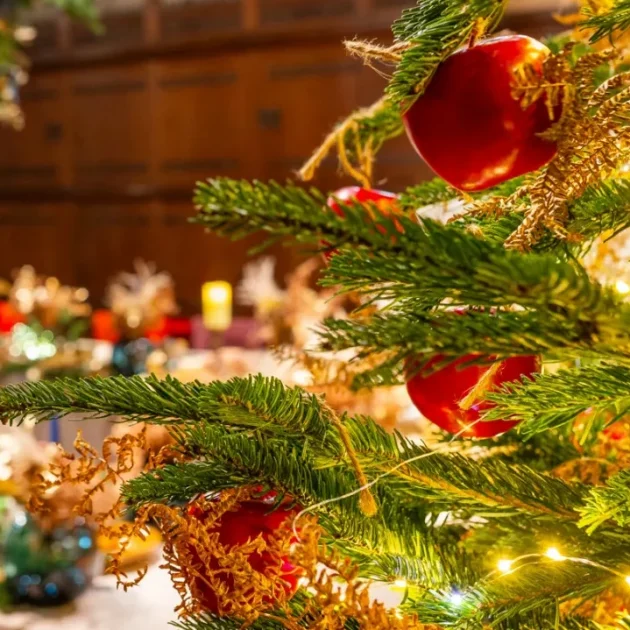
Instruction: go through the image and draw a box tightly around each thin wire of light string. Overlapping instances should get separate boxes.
[291,416,486,540]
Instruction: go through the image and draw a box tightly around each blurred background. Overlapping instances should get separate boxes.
[0,0,566,316]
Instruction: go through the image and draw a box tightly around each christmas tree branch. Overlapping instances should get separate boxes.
[387,0,507,107]
[193,178,419,250]
[578,469,630,533]
[319,309,630,388]
[0,374,590,525]
[581,0,630,42]
[485,365,630,438]
[194,177,630,264]
[0,374,337,446]
[172,614,286,630]
[322,219,614,310]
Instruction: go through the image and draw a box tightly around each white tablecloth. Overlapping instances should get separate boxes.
[0,563,180,630]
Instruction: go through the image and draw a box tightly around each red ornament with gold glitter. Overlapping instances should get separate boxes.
[406,354,540,438]
[403,35,561,192]
[186,492,300,614]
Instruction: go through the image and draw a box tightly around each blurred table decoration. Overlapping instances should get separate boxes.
[2,266,91,339]
[0,562,179,630]
[0,426,102,609]
[237,256,347,349]
[98,260,179,376]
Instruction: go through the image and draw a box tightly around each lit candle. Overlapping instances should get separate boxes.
[202,281,233,332]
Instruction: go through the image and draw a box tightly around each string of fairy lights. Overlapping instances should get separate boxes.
[291,409,630,611]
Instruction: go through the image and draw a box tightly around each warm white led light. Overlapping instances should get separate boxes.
[545,547,565,561]
[448,591,464,606]
[617,280,630,294]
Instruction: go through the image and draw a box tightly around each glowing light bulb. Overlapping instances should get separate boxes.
[617,280,630,294]
[545,547,565,561]
[394,579,408,588]
[448,590,464,607]
[497,559,513,574]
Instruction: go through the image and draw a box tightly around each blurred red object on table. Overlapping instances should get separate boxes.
[0,301,26,333]
[91,310,192,343]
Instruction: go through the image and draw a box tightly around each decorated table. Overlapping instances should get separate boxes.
[0,563,178,630]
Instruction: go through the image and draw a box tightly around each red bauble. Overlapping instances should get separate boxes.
[407,354,540,438]
[403,35,560,192]
[327,186,398,219]
[324,187,401,258]
[186,492,300,614]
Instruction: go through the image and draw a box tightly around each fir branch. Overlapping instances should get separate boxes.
[578,469,630,533]
[409,555,627,627]
[388,0,507,107]
[399,177,526,216]
[581,0,630,43]
[0,375,207,425]
[198,375,335,444]
[172,614,286,630]
[322,218,616,311]
[0,374,588,524]
[485,365,630,438]
[193,178,417,252]
[462,178,630,250]
[565,178,630,241]
[0,374,337,449]
[195,176,630,263]
[319,306,630,389]
[357,542,480,591]
[397,178,456,212]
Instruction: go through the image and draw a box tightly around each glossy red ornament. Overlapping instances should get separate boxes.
[403,35,561,192]
[324,187,401,258]
[327,186,399,220]
[407,354,540,438]
[186,492,300,614]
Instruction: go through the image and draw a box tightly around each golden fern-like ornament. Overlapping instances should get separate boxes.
[474,46,630,251]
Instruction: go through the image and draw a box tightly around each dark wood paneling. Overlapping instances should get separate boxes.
[71,11,145,51]
[160,0,241,41]
[74,201,159,303]
[0,202,75,282]
[71,64,153,191]
[30,19,60,59]
[154,53,257,189]
[259,0,354,26]
[0,73,66,192]
[255,44,362,188]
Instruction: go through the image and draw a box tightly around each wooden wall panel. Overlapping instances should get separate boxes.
[0,202,75,283]
[0,72,67,192]
[255,44,361,189]
[153,53,256,190]
[159,0,241,41]
[74,201,159,304]
[259,0,354,26]
[71,64,152,192]
[71,11,145,52]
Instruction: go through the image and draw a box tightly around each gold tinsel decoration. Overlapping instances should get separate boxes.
[472,45,630,250]
[25,428,436,628]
